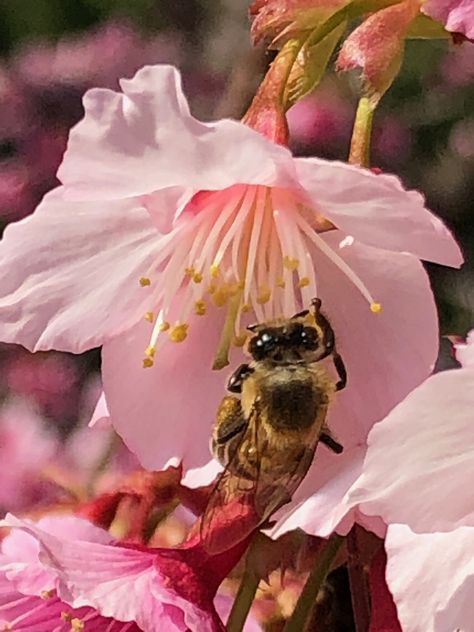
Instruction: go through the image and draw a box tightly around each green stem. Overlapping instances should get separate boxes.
[226,567,260,632]
[283,535,343,632]
[86,431,121,495]
[349,97,376,167]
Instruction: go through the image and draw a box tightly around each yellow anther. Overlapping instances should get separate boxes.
[144,311,155,323]
[139,277,151,287]
[61,613,73,622]
[143,357,154,368]
[185,266,195,276]
[298,276,310,288]
[207,283,217,294]
[241,303,252,313]
[192,271,203,283]
[233,333,247,347]
[145,345,156,358]
[228,282,241,297]
[194,300,207,316]
[370,302,382,313]
[276,277,286,288]
[212,286,229,307]
[169,323,189,342]
[256,286,271,304]
[283,256,299,271]
[237,280,245,290]
[159,321,170,332]
[210,263,220,278]
[71,619,85,631]
[41,589,55,600]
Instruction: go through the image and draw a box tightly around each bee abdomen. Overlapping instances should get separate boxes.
[262,377,328,430]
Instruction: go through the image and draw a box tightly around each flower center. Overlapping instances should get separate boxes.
[139,184,380,368]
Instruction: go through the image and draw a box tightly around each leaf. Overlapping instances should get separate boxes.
[284,21,347,108]
[406,14,450,38]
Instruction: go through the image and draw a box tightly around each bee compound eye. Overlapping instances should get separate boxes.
[301,326,319,349]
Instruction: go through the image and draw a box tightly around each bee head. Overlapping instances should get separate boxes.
[247,298,335,363]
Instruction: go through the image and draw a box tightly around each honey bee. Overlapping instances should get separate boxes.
[200,298,346,553]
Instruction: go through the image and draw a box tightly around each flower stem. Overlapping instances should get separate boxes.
[349,97,376,167]
[226,566,260,632]
[283,535,343,632]
[347,526,371,632]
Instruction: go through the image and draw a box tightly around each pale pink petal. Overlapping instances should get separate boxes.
[102,308,244,471]
[58,65,295,201]
[455,329,474,368]
[385,524,474,632]
[1,515,113,597]
[295,158,463,266]
[0,187,160,353]
[423,0,474,39]
[350,368,474,532]
[313,233,438,445]
[88,392,111,428]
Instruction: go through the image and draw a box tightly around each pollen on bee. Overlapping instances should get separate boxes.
[159,321,170,332]
[169,323,189,342]
[256,286,271,304]
[370,302,383,313]
[194,299,207,315]
[283,255,299,271]
[210,263,220,278]
[144,311,155,323]
[143,357,154,368]
[298,276,310,288]
[139,276,151,287]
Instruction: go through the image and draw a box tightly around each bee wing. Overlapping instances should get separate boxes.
[199,405,264,554]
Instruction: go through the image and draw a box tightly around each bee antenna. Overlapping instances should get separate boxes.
[291,309,309,319]
[247,323,258,332]
[311,297,322,311]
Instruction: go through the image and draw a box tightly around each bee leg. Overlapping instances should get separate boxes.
[227,363,254,393]
[332,351,347,391]
[211,396,247,467]
[320,426,343,454]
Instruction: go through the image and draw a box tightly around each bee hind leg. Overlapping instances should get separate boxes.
[320,426,343,454]
[211,396,248,467]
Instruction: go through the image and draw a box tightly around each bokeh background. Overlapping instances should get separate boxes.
[0,3,472,626]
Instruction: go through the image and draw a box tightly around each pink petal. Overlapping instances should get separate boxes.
[295,158,463,266]
[423,0,474,39]
[102,308,244,471]
[88,391,111,428]
[385,524,474,632]
[58,65,295,202]
[0,187,160,353]
[350,368,474,532]
[455,329,474,368]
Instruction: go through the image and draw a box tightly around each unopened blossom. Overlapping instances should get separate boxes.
[423,0,474,39]
[0,64,462,538]
[0,511,253,631]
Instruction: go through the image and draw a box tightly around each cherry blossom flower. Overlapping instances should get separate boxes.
[342,333,474,630]
[0,64,462,536]
[0,512,252,631]
[423,0,474,40]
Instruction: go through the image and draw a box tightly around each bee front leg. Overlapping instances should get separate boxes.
[227,363,254,393]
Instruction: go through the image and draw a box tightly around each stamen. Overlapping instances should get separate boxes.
[40,590,55,599]
[283,256,299,271]
[370,302,383,313]
[242,302,252,312]
[233,332,248,347]
[139,277,151,287]
[145,345,156,358]
[143,358,154,368]
[160,321,170,332]
[169,323,189,342]
[256,286,271,304]
[210,264,220,278]
[71,619,85,631]
[276,277,286,288]
[194,300,207,315]
[295,214,380,309]
[192,271,203,283]
[144,311,155,323]
[213,291,242,370]
[298,277,310,288]
[212,285,229,307]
